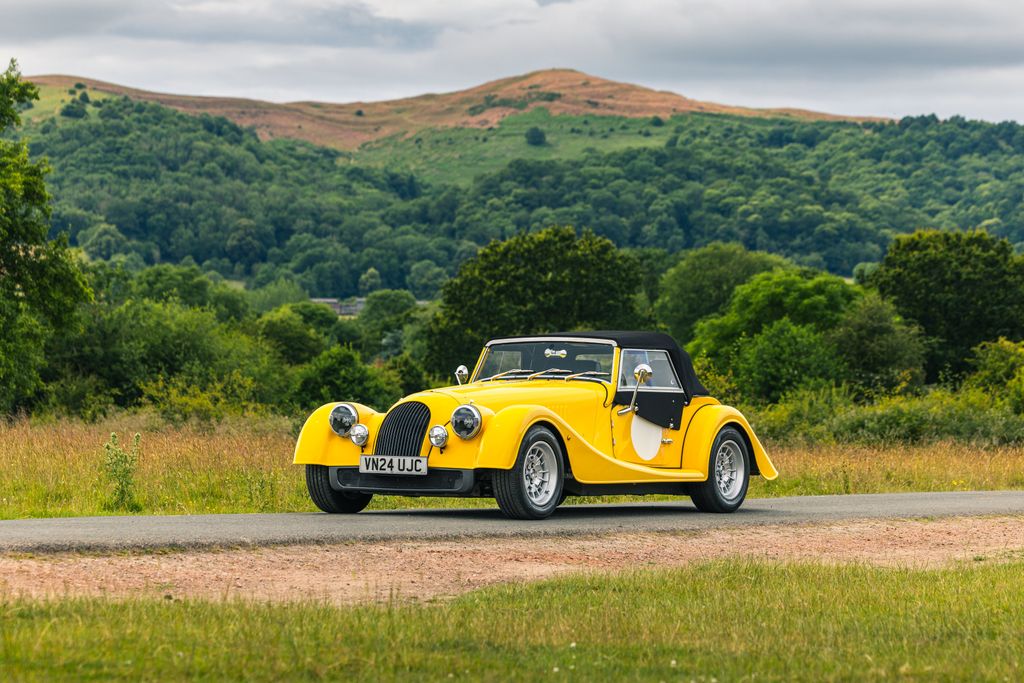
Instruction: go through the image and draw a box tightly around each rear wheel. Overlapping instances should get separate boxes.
[305,464,373,513]
[494,426,564,520]
[690,426,750,513]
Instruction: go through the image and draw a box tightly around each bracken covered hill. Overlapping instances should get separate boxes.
[29,68,872,151]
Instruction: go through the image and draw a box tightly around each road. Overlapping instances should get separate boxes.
[2,490,1023,553]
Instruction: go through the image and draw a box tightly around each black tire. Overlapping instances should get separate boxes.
[494,426,565,520]
[305,464,373,513]
[690,426,750,513]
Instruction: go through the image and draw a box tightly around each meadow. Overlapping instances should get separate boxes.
[2,560,1023,680]
[2,414,1023,519]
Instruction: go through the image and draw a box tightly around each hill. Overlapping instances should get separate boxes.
[15,89,1024,298]
[28,69,871,152]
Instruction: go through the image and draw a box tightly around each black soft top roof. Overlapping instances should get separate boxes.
[490,330,709,398]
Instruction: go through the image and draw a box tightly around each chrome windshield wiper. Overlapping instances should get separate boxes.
[526,368,574,380]
[481,368,528,381]
[564,370,611,382]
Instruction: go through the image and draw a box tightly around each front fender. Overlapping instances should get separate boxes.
[292,402,383,466]
[680,404,777,480]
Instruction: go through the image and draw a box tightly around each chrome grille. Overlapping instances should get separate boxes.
[372,401,431,457]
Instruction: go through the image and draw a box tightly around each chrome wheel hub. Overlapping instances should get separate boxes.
[714,439,745,501]
[523,441,557,507]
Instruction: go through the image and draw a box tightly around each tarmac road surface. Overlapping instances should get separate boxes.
[2,490,1023,553]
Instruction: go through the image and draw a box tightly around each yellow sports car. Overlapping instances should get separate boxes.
[294,331,777,519]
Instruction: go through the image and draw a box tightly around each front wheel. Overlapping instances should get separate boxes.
[690,426,750,513]
[494,426,565,520]
[305,464,373,513]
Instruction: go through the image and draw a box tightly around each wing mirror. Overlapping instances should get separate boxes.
[454,365,469,385]
[617,363,653,415]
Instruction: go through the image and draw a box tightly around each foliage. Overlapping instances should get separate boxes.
[102,431,141,511]
[689,268,859,365]
[827,292,926,396]
[0,60,91,411]
[524,126,546,146]
[655,242,790,342]
[292,346,401,412]
[756,385,1024,446]
[425,227,640,373]
[256,306,324,365]
[871,229,1024,379]
[735,319,841,403]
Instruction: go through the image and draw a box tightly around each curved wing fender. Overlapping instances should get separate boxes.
[474,405,607,471]
[293,402,382,466]
[680,404,777,480]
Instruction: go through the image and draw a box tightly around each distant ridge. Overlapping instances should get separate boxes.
[29,69,880,151]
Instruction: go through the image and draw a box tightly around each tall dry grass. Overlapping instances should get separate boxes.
[2,414,1023,519]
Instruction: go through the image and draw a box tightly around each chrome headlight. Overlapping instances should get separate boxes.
[349,423,369,446]
[428,425,448,448]
[329,403,358,436]
[451,405,482,440]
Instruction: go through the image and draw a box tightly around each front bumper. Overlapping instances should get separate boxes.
[330,466,476,495]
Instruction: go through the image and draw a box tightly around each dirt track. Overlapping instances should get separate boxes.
[3,516,1022,605]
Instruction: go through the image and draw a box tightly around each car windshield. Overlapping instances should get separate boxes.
[476,340,614,382]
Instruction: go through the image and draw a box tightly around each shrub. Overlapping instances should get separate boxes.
[525,127,546,146]
[102,432,141,511]
[965,338,1024,393]
[735,319,841,403]
[60,101,87,118]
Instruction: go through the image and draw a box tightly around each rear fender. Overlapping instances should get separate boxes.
[680,404,777,480]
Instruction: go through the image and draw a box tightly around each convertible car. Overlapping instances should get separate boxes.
[294,331,777,519]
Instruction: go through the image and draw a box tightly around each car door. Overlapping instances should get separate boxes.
[610,348,688,468]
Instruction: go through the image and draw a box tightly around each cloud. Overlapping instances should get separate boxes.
[5,0,1024,121]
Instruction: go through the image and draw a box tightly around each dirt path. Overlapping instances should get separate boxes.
[2,516,1022,604]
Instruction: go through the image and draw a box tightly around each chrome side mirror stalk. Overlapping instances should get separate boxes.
[616,363,653,416]
[454,365,469,385]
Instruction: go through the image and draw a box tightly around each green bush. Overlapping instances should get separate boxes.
[735,319,841,403]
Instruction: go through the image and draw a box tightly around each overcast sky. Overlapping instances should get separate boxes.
[5,0,1024,121]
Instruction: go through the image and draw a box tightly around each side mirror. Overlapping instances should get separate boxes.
[617,363,654,415]
[454,365,469,385]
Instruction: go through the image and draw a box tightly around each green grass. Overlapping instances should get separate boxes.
[3,560,1024,680]
[3,416,1024,519]
[21,82,112,123]
[354,108,695,185]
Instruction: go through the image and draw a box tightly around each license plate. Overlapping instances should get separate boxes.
[359,455,428,476]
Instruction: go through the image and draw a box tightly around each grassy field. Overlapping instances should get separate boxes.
[22,82,112,123]
[2,415,1023,519]
[354,108,718,185]
[2,560,1023,680]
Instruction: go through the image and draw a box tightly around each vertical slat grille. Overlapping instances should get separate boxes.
[373,401,431,457]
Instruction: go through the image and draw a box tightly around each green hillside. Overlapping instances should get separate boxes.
[14,88,1024,296]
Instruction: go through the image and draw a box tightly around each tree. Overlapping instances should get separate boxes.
[292,346,401,412]
[525,127,546,146]
[735,318,841,403]
[1,60,90,411]
[828,292,926,396]
[358,267,382,295]
[357,289,417,358]
[256,307,324,364]
[870,229,1024,379]
[406,260,447,300]
[689,268,859,365]
[655,242,790,342]
[425,227,640,374]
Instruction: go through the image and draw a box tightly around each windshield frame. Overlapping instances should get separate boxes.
[472,336,617,384]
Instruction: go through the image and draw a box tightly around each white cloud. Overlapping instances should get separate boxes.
[5,0,1024,121]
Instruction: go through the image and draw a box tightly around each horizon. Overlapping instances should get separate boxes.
[5,0,1024,124]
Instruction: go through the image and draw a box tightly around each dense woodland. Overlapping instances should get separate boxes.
[19,89,1024,298]
[5,62,1024,444]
